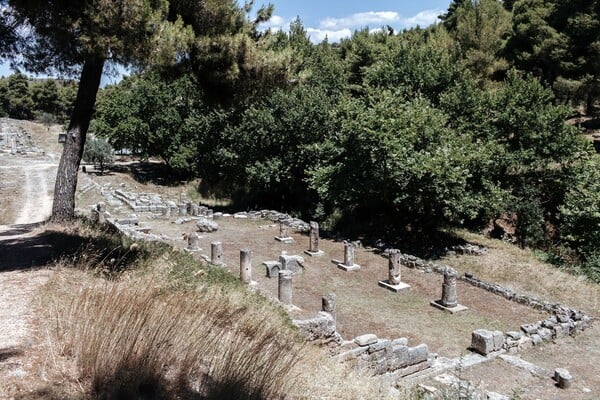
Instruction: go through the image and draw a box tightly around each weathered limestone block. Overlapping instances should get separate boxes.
[554,368,573,389]
[471,329,504,355]
[210,241,224,266]
[441,267,458,307]
[322,293,336,316]
[538,327,552,341]
[334,346,370,362]
[196,218,218,232]
[305,221,324,256]
[278,270,293,305]
[337,241,360,271]
[240,248,252,284]
[521,323,539,335]
[379,249,411,292]
[368,339,392,354]
[279,254,305,273]
[408,344,429,365]
[292,312,336,341]
[275,223,293,243]
[388,249,402,284]
[263,261,281,278]
[355,334,378,347]
[187,232,200,251]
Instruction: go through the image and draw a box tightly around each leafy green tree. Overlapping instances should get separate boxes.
[443,70,590,246]
[440,0,470,31]
[31,79,60,116]
[56,81,77,122]
[83,137,114,174]
[94,72,201,172]
[560,158,600,279]
[359,27,463,104]
[451,0,512,83]
[7,0,286,221]
[197,85,337,212]
[0,78,8,116]
[506,0,600,113]
[309,90,496,234]
[6,72,34,119]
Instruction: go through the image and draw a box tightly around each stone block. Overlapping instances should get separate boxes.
[355,334,378,347]
[334,346,369,362]
[263,261,281,278]
[337,262,361,271]
[368,339,391,353]
[538,327,552,341]
[279,254,305,273]
[391,337,408,347]
[530,334,543,345]
[196,218,218,232]
[521,323,538,335]
[471,329,500,355]
[492,331,505,350]
[430,299,468,314]
[408,344,429,365]
[554,368,572,389]
[557,314,570,323]
[292,312,335,341]
[506,331,522,340]
[378,280,411,293]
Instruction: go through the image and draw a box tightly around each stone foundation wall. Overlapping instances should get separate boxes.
[334,335,430,377]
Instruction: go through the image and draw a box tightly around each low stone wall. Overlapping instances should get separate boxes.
[113,190,169,213]
[334,335,430,377]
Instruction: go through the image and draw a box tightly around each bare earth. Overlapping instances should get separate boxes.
[0,121,58,398]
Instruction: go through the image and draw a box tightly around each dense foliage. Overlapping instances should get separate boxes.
[0,73,77,121]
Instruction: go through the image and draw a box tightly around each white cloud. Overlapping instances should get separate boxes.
[306,28,353,43]
[402,9,443,27]
[320,11,400,30]
[259,9,443,44]
[258,14,289,32]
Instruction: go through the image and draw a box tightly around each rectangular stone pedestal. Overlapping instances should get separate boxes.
[304,250,324,257]
[337,263,360,271]
[430,300,468,314]
[378,280,411,293]
[275,236,294,243]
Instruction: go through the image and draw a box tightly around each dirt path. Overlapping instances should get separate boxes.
[0,137,58,393]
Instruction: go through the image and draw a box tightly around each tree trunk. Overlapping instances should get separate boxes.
[51,54,105,222]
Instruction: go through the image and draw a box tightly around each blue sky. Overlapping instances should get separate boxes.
[0,1,451,80]
[259,1,452,42]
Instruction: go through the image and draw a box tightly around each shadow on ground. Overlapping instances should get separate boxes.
[0,222,147,272]
[0,228,86,271]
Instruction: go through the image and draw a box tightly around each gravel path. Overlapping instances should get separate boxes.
[0,142,58,388]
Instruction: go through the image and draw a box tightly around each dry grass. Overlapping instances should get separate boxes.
[33,227,393,400]
[442,230,600,314]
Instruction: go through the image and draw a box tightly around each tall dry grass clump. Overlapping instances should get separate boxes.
[46,270,304,400]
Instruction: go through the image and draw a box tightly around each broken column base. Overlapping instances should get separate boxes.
[304,249,324,257]
[275,236,294,243]
[378,280,411,293]
[338,263,361,271]
[430,300,468,314]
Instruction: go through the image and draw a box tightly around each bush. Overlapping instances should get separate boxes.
[83,137,114,174]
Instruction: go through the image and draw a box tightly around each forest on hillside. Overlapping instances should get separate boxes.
[2,0,599,279]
